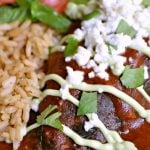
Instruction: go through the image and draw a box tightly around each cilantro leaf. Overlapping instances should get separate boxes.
[42,112,63,130]
[77,92,97,116]
[116,19,137,38]
[106,43,117,55]
[64,37,79,57]
[143,0,150,7]
[36,105,63,131]
[36,105,57,123]
[70,0,89,5]
[83,10,101,20]
[120,66,144,88]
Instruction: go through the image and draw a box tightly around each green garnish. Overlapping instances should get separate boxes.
[36,105,63,131]
[77,92,97,116]
[0,0,71,32]
[143,0,150,7]
[64,37,79,57]
[31,0,71,32]
[106,43,117,55]
[83,10,101,20]
[116,19,137,38]
[0,6,29,23]
[70,0,89,5]
[120,66,144,88]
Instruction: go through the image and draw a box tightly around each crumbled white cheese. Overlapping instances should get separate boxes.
[66,67,84,85]
[87,60,97,68]
[97,71,109,80]
[65,57,72,62]
[65,0,150,81]
[74,29,85,41]
[31,101,39,112]
[60,85,69,100]
[65,1,98,20]
[73,46,91,66]
[129,57,133,63]
[88,71,95,78]
[84,121,95,132]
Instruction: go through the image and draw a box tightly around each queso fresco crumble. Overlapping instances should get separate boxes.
[65,0,150,81]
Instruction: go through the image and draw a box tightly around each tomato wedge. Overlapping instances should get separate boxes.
[41,0,68,13]
[0,0,16,5]
[0,0,68,13]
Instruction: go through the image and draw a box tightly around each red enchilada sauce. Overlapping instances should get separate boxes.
[0,50,149,149]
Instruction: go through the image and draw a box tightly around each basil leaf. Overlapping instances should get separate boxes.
[77,92,97,116]
[70,0,89,5]
[64,37,79,57]
[120,66,144,88]
[116,19,137,38]
[0,6,29,23]
[143,0,150,7]
[36,105,63,131]
[31,0,71,32]
[83,10,101,20]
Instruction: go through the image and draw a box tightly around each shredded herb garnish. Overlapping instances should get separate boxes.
[36,105,63,131]
[64,37,79,57]
[106,43,117,55]
[83,10,101,20]
[70,0,90,5]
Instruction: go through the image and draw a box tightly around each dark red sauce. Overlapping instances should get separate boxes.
[0,49,150,149]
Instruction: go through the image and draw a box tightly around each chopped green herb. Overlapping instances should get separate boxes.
[31,0,71,32]
[0,6,29,23]
[64,37,79,57]
[143,0,150,7]
[83,10,101,20]
[77,92,97,116]
[106,43,117,55]
[116,19,137,38]
[120,66,144,88]
[70,0,89,5]
[36,105,63,131]
[36,105,57,123]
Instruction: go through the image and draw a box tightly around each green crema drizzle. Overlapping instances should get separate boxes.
[28,71,150,150]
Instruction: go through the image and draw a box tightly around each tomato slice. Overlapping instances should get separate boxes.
[41,0,68,13]
[0,0,68,13]
[0,0,16,5]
